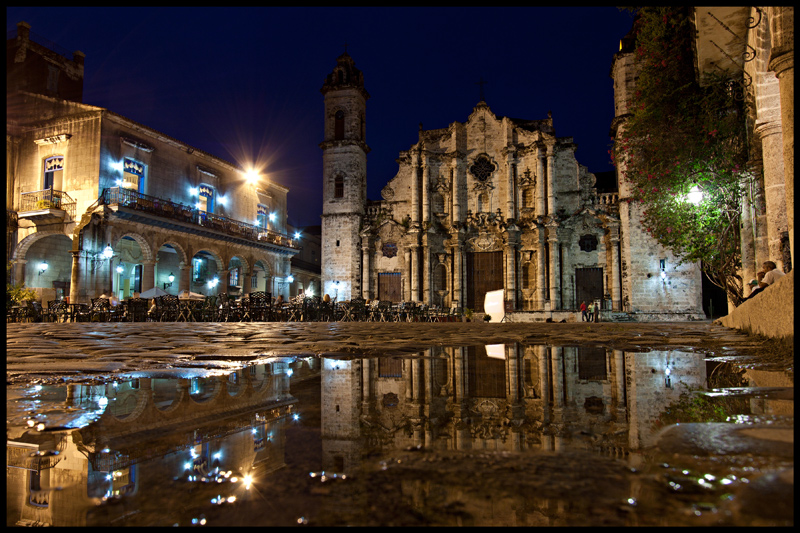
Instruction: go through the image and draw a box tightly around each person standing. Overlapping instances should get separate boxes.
[587,302,594,323]
[580,301,588,322]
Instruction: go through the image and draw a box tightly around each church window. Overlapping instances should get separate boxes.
[522,188,534,208]
[335,110,345,140]
[43,156,64,190]
[432,192,445,214]
[470,155,495,182]
[579,234,598,252]
[334,176,344,198]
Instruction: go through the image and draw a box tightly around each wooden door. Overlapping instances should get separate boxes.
[575,267,603,309]
[378,272,401,303]
[466,251,504,312]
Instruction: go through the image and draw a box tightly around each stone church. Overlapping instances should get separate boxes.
[320,51,704,320]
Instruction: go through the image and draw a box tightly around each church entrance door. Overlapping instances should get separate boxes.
[466,251,504,313]
[378,272,402,303]
[575,267,603,309]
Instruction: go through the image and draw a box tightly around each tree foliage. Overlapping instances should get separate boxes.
[613,7,750,305]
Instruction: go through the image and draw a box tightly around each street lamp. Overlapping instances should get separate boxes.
[687,185,703,205]
[38,262,48,275]
[164,272,175,290]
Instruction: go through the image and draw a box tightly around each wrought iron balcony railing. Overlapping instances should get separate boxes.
[103,187,298,249]
[19,188,77,219]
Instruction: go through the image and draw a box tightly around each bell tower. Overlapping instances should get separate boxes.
[320,51,370,301]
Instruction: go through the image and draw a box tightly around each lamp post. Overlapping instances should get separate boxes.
[164,272,175,291]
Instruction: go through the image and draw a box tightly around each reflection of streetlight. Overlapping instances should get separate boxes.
[687,185,703,205]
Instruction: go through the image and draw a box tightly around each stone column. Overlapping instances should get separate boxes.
[536,146,546,217]
[452,241,463,307]
[69,252,82,303]
[404,248,412,301]
[12,259,26,287]
[610,234,621,311]
[538,345,550,425]
[361,236,371,299]
[546,143,556,216]
[410,152,420,225]
[218,269,230,296]
[739,186,757,287]
[754,121,788,270]
[178,261,191,293]
[767,6,794,263]
[507,344,518,403]
[410,244,419,302]
[536,228,546,309]
[505,241,517,310]
[548,227,560,309]
[243,271,252,296]
[141,260,155,293]
[506,152,516,220]
[451,160,462,224]
[422,241,430,304]
[422,159,430,225]
[613,350,627,422]
[551,347,564,422]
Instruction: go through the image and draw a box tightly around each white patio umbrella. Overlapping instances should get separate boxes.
[139,286,169,299]
[179,290,206,300]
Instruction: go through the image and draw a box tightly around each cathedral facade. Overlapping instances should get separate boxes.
[321,52,704,320]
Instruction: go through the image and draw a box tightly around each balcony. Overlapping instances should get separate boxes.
[18,188,77,224]
[103,187,299,251]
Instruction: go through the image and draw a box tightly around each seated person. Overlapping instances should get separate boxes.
[759,260,785,289]
[742,272,765,302]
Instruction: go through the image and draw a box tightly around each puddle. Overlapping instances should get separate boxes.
[6,345,793,526]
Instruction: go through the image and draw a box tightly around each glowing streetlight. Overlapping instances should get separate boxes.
[244,169,260,185]
[687,185,703,205]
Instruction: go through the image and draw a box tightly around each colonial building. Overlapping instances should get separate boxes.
[693,7,793,293]
[7,22,299,304]
[321,51,705,319]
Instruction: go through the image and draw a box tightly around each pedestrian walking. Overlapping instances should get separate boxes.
[580,301,588,322]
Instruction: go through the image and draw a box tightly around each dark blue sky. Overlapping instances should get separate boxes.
[7,7,635,228]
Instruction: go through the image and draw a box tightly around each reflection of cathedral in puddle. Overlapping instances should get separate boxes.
[321,346,707,474]
[6,358,317,527]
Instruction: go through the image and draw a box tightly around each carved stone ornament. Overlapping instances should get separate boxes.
[381,184,394,201]
[382,242,398,258]
[468,234,501,252]
[469,155,495,182]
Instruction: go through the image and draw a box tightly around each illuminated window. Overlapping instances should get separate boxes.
[229,268,239,287]
[123,158,144,192]
[334,176,344,198]
[257,204,269,228]
[192,257,207,283]
[44,156,64,190]
[251,272,258,289]
[198,185,215,213]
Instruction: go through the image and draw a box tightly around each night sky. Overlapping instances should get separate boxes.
[7,7,635,228]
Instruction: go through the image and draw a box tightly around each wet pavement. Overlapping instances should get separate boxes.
[6,321,794,526]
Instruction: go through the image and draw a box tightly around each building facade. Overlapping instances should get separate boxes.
[7,22,299,305]
[321,52,705,319]
[693,6,793,292]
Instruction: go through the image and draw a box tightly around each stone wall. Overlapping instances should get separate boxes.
[716,270,793,339]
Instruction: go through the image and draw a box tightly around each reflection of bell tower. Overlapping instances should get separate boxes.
[320,51,370,301]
